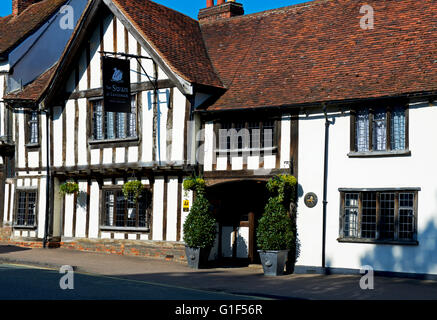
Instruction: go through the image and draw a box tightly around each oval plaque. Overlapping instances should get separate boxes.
[304,192,318,208]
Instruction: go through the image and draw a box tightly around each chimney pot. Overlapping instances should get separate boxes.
[217,0,225,4]
[207,0,214,8]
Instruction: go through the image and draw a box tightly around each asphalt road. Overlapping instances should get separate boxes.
[0,264,258,300]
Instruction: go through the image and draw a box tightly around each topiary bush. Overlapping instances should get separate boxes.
[257,174,298,251]
[183,177,216,249]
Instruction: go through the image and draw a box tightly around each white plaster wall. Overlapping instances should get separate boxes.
[171,89,187,162]
[142,90,154,163]
[37,178,47,239]
[280,114,291,169]
[65,100,76,167]
[203,122,214,171]
[75,181,88,238]
[152,178,164,241]
[53,107,63,167]
[18,113,25,168]
[88,181,100,239]
[77,99,88,166]
[297,101,437,275]
[64,194,75,238]
[166,177,178,241]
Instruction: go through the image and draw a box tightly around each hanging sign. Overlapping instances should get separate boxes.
[102,56,131,113]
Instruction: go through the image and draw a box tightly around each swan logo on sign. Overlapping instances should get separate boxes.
[111,68,123,83]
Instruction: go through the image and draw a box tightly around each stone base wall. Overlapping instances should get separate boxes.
[0,232,187,263]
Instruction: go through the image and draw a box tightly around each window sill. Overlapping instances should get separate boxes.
[88,137,139,148]
[25,143,40,149]
[13,225,37,230]
[348,150,411,158]
[100,226,150,233]
[215,146,278,154]
[338,238,418,246]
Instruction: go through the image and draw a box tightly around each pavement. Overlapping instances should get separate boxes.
[1,243,437,300]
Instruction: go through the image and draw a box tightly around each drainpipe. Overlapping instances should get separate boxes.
[322,104,331,270]
[43,107,51,248]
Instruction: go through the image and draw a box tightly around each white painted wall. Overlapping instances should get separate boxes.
[297,101,437,275]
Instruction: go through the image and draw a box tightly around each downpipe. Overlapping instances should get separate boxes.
[322,105,334,270]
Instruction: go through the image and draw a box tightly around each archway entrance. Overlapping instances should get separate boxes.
[207,180,268,265]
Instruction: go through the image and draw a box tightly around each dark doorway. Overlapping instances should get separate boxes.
[207,180,268,265]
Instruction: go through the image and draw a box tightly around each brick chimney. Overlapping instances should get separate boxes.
[12,0,41,16]
[199,0,244,23]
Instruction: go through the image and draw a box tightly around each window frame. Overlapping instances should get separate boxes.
[89,95,139,145]
[349,104,410,157]
[25,110,40,148]
[99,186,151,232]
[13,188,38,229]
[214,119,280,157]
[338,188,419,245]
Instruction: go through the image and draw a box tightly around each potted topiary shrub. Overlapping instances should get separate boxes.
[257,174,297,276]
[183,176,217,269]
[59,181,79,197]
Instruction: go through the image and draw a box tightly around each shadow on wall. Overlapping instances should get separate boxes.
[360,220,437,276]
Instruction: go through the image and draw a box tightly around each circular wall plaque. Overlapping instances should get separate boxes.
[304,192,318,208]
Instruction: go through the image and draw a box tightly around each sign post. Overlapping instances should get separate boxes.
[102,56,131,113]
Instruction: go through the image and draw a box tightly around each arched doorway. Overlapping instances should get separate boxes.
[207,180,268,265]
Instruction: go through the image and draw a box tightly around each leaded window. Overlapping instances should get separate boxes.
[102,188,151,230]
[14,190,37,227]
[92,95,137,141]
[340,190,417,243]
[28,111,39,145]
[353,106,407,153]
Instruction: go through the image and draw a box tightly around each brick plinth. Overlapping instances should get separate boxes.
[59,239,187,264]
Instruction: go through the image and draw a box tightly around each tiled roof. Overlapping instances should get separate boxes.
[112,0,223,88]
[3,63,58,102]
[201,0,437,111]
[0,0,67,56]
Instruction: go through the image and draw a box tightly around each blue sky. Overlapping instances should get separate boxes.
[0,0,308,18]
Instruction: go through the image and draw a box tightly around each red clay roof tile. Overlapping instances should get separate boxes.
[201,0,437,110]
[0,0,67,56]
